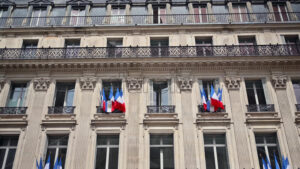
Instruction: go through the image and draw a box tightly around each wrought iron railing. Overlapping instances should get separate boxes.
[147,105,175,113]
[246,104,275,112]
[0,107,27,114]
[1,44,299,60]
[296,104,300,112]
[48,106,75,114]
[0,12,299,28]
[96,106,123,113]
[198,105,226,113]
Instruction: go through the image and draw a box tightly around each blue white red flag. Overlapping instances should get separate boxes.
[200,89,208,111]
[44,155,50,169]
[210,85,220,110]
[101,89,107,112]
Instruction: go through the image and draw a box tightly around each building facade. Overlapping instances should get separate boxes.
[0,0,300,169]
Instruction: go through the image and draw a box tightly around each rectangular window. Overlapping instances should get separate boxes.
[22,40,38,49]
[252,4,268,22]
[151,81,169,106]
[54,82,75,107]
[153,6,166,24]
[193,5,207,23]
[45,135,68,169]
[7,82,27,107]
[30,8,47,26]
[111,7,125,24]
[245,80,266,105]
[150,134,174,169]
[0,136,19,169]
[232,5,249,22]
[195,37,212,56]
[212,5,228,22]
[150,38,169,57]
[273,4,289,21]
[11,8,27,26]
[292,80,300,104]
[107,39,123,58]
[95,135,119,169]
[49,7,66,25]
[282,35,299,55]
[102,80,122,113]
[70,7,85,26]
[204,134,229,169]
[255,133,281,169]
[238,36,256,55]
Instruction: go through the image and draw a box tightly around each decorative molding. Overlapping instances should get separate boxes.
[0,0,15,7]
[126,78,143,91]
[33,77,50,91]
[177,77,193,91]
[79,77,97,90]
[28,0,53,7]
[225,76,241,90]
[0,78,6,93]
[272,74,287,89]
[67,0,92,6]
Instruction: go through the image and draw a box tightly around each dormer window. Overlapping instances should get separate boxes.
[111,7,125,24]
[153,6,166,24]
[70,7,85,26]
[30,7,47,26]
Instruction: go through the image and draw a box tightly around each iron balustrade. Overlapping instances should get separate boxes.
[147,105,175,113]
[198,105,226,113]
[296,104,300,112]
[96,106,123,113]
[0,107,27,114]
[0,12,299,28]
[0,44,299,60]
[48,106,75,114]
[246,104,275,112]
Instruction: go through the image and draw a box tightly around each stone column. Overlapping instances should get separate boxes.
[6,6,14,26]
[19,78,50,169]
[72,76,96,169]
[177,77,198,169]
[272,74,300,168]
[104,4,112,24]
[225,76,252,169]
[267,1,275,21]
[147,3,153,24]
[125,78,143,169]
[227,2,233,22]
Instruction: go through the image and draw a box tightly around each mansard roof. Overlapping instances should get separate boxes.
[0,0,15,7]
[28,0,53,7]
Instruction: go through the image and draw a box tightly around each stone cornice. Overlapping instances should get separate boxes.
[272,74,287,89]
[177,77,193,91]
[79,76,97,90]
[225,76,241,90]
[126,77,143,91]
[33,77,50,91]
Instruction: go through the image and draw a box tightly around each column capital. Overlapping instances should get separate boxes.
[177,77,193,91]
[0,78,6,93]
[126,77,143,91]
[33,77,50,91]
[272,74,287,89]
[225,76,241,90]
[79,76,97,90]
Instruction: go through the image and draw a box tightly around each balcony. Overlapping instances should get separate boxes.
[92,106,126,128]
[0,107,28,127]
[296,104,300,112]
[48,106,75,114]
[0,107,27,114]
[198,105,226,113]
[0,12,299,28]
[1,44,299,60]
[196,105,230,126]
[246,104,275,112]
[147,105,175,113]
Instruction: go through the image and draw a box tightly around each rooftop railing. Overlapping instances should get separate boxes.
[0,44,299,60]
[0,12,299,28]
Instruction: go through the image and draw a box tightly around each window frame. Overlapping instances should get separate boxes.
[0,135,19,169]
[53,82,76,107]
[45,135,69,169]
[245,79,267,105]
[6,82,28,107]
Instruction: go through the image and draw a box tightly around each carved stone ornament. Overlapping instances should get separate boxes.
[126,78,143,90]
[33,78,50,91]
[79,77,97,90]
[0,78,6,93]
[225,76,241,90]
[272,75,287,89]
[177,77,193,91]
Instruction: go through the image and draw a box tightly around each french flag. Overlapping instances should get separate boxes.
[217,88,225,110]
[114,88,121,111]
[101,89,107,112]
[120,89,126,113]
[200,89,208,111]
[108,86,115,113]
[210,85,220,110]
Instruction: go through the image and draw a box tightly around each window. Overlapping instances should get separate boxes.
[282,35,299,55]
[107,39,123,58]
[111,7,125,24]
[54,82,75,107]
[255,133,281,169]
[150,38,169,57]
[252,4,268,22]
[212,5,228,22]
[49,7,66,25]
[7,82,27,107]
[65,39,81,58]
[21,40,38,58]
[30,8,47,26]
[199,79,218,101]
[193,5,207,23]
[238,36,256,55]
[70,7,85,26]
[195,37,212,56]
[95,135,119,169]
[150,81,170,106]
[0,136,19,169]
[45,135,68,169]
[245,80,266,105]
[273,4,289,21]
[232,5,249,22]
[0,8,9,26]
[131,7,147,24]
[153,6,166,24]
[292,80,300,104]
[150,134,174,169]
[102,80,122,113]
[204,134,229,169]
[291,3,300,12]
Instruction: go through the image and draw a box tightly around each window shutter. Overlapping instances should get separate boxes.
[262,78,271,104]
[149,80,154,105]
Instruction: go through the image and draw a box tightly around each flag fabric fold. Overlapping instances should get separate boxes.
[217,88,224,110]
[44,155,50,169]
[274,153,280,169]
[200,89,208,111]
[108,86,115,113]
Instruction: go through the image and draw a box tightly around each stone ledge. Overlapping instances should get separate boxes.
[144,113,178,119]
[143,113,179,126]
[42,114,77,127]
[91,113,127,128]
[196,112,231,126]
[0,114,28,127]
[245,112,281,124]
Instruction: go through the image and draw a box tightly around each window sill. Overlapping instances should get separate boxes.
[41,114,77,127]
[143,113,179,127]
[196,112,231,126]
[0,114,28,127]
[245,112,281,124]
[91,113,126,128]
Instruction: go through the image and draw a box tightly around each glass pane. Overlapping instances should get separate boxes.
[247,88,256,105]
[252,4,268,13]
[215,134,225,144]
[55,90,66,107]
[95,148,106,169]
[150,147,160,169]
[66,89,74,106]
[204,135,213,144]
[161,85,169,106]
[163,147,174,169]
[255,135,264,144]
[97,135,119,146]
[292,80,300,103]
[256,88,266,105]
[162,135,173,145]
[4,149,16,169]
[0,149,6,168]
[9,137,19,146]
[171,6,188,14]
[108,148,119,169]
[0,137,9,146]
[45,148,56,169]
[212,5,228,13]
[58,148,67,169]
[150,135,161,145]
[59,136,69,146]
[265,134,276,144]
[205,147,216,169]
[256,146,267,169]
[292,3,300,12]
[217,147,229,169]
[268,146,281,169]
